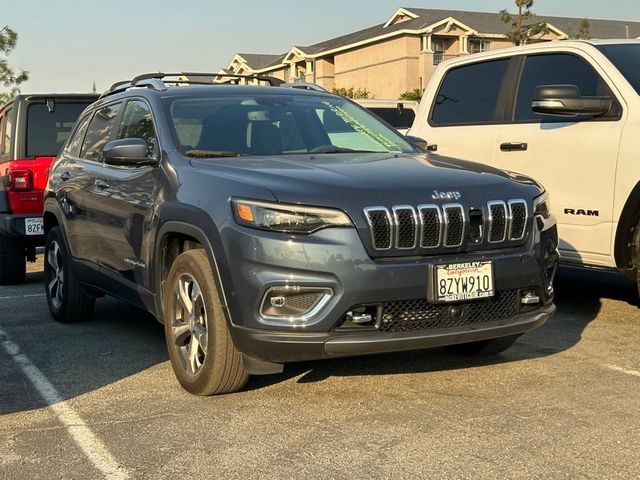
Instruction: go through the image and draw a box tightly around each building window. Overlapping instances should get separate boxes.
[469,40,491,54]
[306,60,314,74]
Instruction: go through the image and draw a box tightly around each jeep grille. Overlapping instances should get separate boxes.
[364,199,529,252]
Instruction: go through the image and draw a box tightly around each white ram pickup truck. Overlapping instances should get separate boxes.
[409,40,640,289]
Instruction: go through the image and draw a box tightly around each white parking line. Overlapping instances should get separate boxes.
[606,364,640,378]
[0,326,129,480]
[0,293,45,300]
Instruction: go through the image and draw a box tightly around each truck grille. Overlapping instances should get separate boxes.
[379,290,519,333]
[364,200,528,252]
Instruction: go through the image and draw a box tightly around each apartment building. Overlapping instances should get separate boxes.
[219,7,640,99]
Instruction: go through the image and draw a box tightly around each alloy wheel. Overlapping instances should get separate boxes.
[172,273,208,375]
[47,241,64,310]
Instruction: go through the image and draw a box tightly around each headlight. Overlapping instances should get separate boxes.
[232,198,353,234]
[533,191,551,219]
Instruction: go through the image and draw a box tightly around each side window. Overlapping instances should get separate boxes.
[64,114,92,157]
[80,103,122,162]
[515,53,619,122]
[1,109,13,157]
[116,100,158,157]
[431,59,510,126]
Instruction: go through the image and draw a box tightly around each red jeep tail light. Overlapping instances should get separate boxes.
[9,169,33,192]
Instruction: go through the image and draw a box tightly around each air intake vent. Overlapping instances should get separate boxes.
[443,204,464,247]
[509,200,528,240]
[393,206,418,249]
[488,201,507,243]
[418,205,442,248]
[364,207,393,250]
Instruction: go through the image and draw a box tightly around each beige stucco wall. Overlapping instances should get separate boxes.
[333,35,420,99]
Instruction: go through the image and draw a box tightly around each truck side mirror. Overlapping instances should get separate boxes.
[531,84,612,117]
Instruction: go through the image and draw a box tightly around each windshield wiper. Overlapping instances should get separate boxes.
[185,150,246,158]
[309,146,389,154]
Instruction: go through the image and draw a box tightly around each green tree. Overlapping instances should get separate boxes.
[500,0,548,45]
[566,18,591,40]
[0,26,28,105]
[399,89,423,102]
[332,86,372,99]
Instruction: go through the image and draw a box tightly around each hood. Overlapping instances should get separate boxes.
[190,152,542,208]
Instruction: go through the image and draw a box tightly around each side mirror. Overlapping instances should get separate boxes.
[405,135,431,153]
[103,138,156,166]
[531,85,612,117]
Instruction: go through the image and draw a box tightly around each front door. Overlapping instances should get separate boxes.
[91,99,160,301]
[493,52,625,267]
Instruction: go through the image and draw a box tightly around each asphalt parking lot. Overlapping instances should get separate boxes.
[1,259,639,480]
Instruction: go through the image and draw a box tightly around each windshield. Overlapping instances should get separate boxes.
[596,44,640,95]
[26,102,93,157]
[164,93,415,157]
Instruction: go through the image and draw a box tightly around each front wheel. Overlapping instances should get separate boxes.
[44,227,95,323]
[164,249,248,395]
[448,334,522,356]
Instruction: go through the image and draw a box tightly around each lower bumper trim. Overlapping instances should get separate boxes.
[231,304,555,364]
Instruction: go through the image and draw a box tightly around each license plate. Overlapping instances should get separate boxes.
[25,217,44,236]
[434,261,494,302]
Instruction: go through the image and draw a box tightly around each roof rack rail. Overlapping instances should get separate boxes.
[100,72,286,99]
[280,82,329,93]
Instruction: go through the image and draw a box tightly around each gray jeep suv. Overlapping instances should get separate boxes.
[44,73,558,395]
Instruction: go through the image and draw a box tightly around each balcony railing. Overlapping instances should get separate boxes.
[433,52,461,65]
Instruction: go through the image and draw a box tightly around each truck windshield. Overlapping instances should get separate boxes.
[164,93,415,157]
[26,102,92,157]
[366,107,416,129]
[596,44,640,95]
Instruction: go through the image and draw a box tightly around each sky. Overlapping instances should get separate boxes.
[3,0,640,94]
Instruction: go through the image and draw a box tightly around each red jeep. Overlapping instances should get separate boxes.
[0,94,98,284]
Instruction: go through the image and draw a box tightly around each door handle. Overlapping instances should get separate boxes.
[500,142,528,152]
[60,171,71,181]
[94,179,110,190]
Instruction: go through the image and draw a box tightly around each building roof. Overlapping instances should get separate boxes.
[237,53,286,70]
[300,7,640,56]
[233,8,640,70]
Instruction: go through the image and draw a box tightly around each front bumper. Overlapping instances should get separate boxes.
[219,218,557,363]
[232,304,554,363]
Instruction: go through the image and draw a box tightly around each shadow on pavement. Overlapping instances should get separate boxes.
[2,266,637,408]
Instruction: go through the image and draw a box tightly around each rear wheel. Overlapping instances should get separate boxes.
[164,249,248,395]
[0,234,26,285]
[448,334,522,356]
[44,227,95,323]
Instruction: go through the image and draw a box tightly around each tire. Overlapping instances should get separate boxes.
[44,227,95,323]
[448,334,522,356]
[163,249,248,395]
[0,234,26,285]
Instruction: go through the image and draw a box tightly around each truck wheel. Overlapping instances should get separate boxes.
[44,227,95,323]
[448,334,522,356]
[164,249,248,395]
[0,234,26,285]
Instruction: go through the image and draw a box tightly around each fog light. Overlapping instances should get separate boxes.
[347,311,373,325]
[521,290,540,306]
[260,286,332,323]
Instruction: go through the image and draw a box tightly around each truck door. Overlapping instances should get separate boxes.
[493,52,624,267]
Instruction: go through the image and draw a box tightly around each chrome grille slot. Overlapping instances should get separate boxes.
[443,204,464,247]
[488,201,507,243]
[509,200,528,240]
[393,206,418,249]
[364,207,393,250]
[418,205,442,248]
